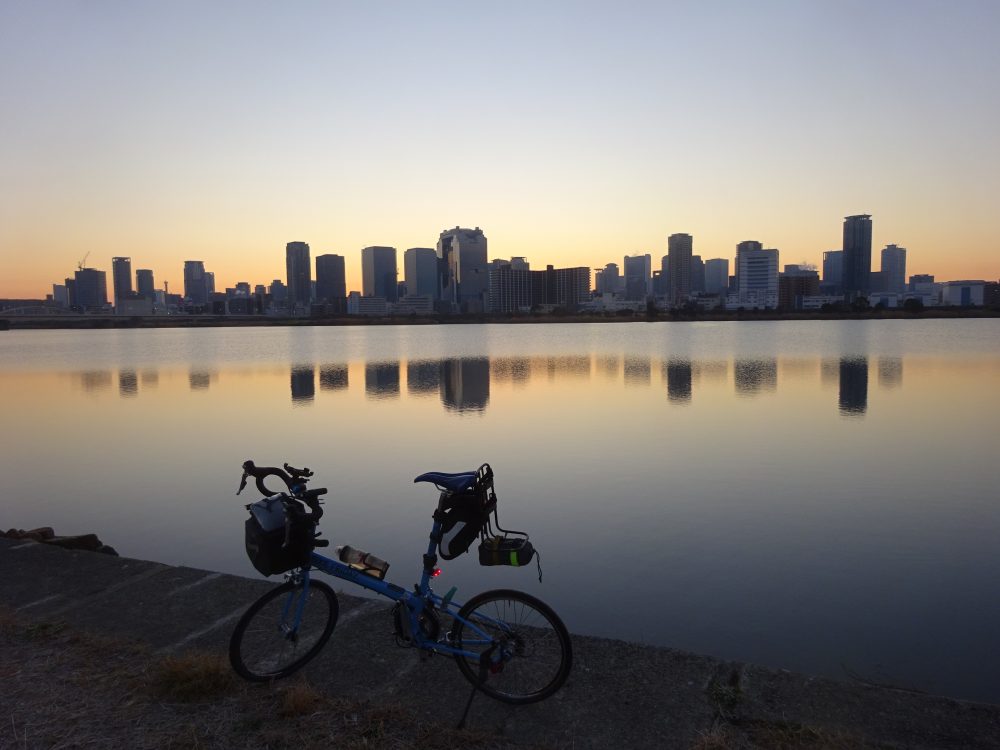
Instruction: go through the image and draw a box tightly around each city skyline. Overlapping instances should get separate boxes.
[2,3,999,297]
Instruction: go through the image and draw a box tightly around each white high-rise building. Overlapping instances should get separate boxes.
[733,243,778,309]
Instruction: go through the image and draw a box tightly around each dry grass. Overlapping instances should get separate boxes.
[0,606,518,749]
[152,652,237,701]
[690,719,889,750]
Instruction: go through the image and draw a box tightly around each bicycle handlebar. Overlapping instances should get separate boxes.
[238,460,326,521]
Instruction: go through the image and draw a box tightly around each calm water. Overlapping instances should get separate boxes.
[2,320,999,702]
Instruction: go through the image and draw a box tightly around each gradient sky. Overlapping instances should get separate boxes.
[2,0,998,298]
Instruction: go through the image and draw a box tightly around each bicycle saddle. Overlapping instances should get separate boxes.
[413,471,477,493]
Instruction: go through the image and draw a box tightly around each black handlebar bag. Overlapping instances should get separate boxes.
[244,498,314,576]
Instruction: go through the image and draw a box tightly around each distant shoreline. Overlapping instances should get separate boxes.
[1,307,998,330]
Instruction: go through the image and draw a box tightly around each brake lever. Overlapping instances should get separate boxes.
[237,471,248,495]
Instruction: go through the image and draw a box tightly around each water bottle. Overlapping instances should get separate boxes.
[336,545,389,578]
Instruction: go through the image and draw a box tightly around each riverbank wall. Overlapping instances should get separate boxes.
[2,537,998,748]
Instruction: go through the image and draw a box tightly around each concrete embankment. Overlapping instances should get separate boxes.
[2,537,998,749]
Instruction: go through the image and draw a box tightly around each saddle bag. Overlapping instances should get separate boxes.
[244,497,315,576]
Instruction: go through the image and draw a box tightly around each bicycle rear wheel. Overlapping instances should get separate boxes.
[229,578,338,681]
[452,589,572,704]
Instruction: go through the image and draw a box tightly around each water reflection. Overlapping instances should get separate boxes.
[839,357,869,416]
[319,364,348,391]
[365,361,400,400]
[623,356,651,386]
[440,358,490,413]
[491,357,530,385]
[406,360,440,395]
[878,357,903,389]
[545,356,591,380]
[80,370,112,393]
[664,359,692,403]
[189,370,215,390]
[79,352,907,421]
[290,366,315,404]
[734,359,778,396]
[118,369,138,398]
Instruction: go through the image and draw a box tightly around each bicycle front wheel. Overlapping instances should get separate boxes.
[452,589,572,704]
[229,578,338,681]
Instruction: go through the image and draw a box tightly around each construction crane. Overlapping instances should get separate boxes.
[77,251,90,271]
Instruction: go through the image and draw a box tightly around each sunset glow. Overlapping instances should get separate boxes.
[2,1,998,298]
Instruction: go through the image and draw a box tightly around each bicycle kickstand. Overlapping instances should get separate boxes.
[456,643,496,730]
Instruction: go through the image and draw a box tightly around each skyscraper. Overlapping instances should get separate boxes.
[72,268,108,310]
[315,254,346,308]
[362,246,398,302]
[111,257,132,307]
[183,261,208,304]
[437,227,488,312]
[667,233,693,304]
[880,244,907,295]
[822,250,843,295]
[404,247,439,300]
[286,241,312,310]
[704,259,729,296]
[690,255,705,295]
[135,269,155,299]
[736,243,779,308]
[842,215,872,302]
[623,254,651,300]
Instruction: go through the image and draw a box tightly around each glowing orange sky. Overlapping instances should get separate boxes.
[2,2,998,298]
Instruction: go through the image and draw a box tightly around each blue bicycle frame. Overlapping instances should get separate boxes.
[290,515,500,663]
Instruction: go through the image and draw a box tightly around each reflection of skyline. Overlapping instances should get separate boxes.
[734,359,778,396]
[406,360,439,395]
[624,356,651,386]
[319,364,348,391]
[69,352,907,420]
[839,357,868,416]
[365,361,400,399]
[118,369,138,398]
[440,357,490,413]
[291,366,315,403]
[878,357,903,389]
[665,359,692,403]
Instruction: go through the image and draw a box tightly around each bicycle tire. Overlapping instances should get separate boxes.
[452,588,572,704]
[229,578,338,681]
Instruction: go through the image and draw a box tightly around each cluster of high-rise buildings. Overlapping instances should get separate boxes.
[39,216,997,315]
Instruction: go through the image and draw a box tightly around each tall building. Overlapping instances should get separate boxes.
[778,265,820,310]
[488,261,532,313]
[72,268,108,310]
[880,244,907,295]
[842,215,872,301]
[690,255,705,294]
[822,250,843,295]
[735,243,778,308]
[528,266,591,310]
[437,227,488,312]
[315,254,346,308]
[135,269,155,299]
[658,256,670,296]
[623,254,651,300]
[362,246,398,302]
[285,241,312,310]
[734,241,762,293]
[111,257,132,307]
[704,258,729,296]
[183,261,208,304]
[667,233,693,304]
[595,263,621,295]
[404,248,439,300]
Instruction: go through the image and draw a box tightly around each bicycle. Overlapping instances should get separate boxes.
[228,460,572,707]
